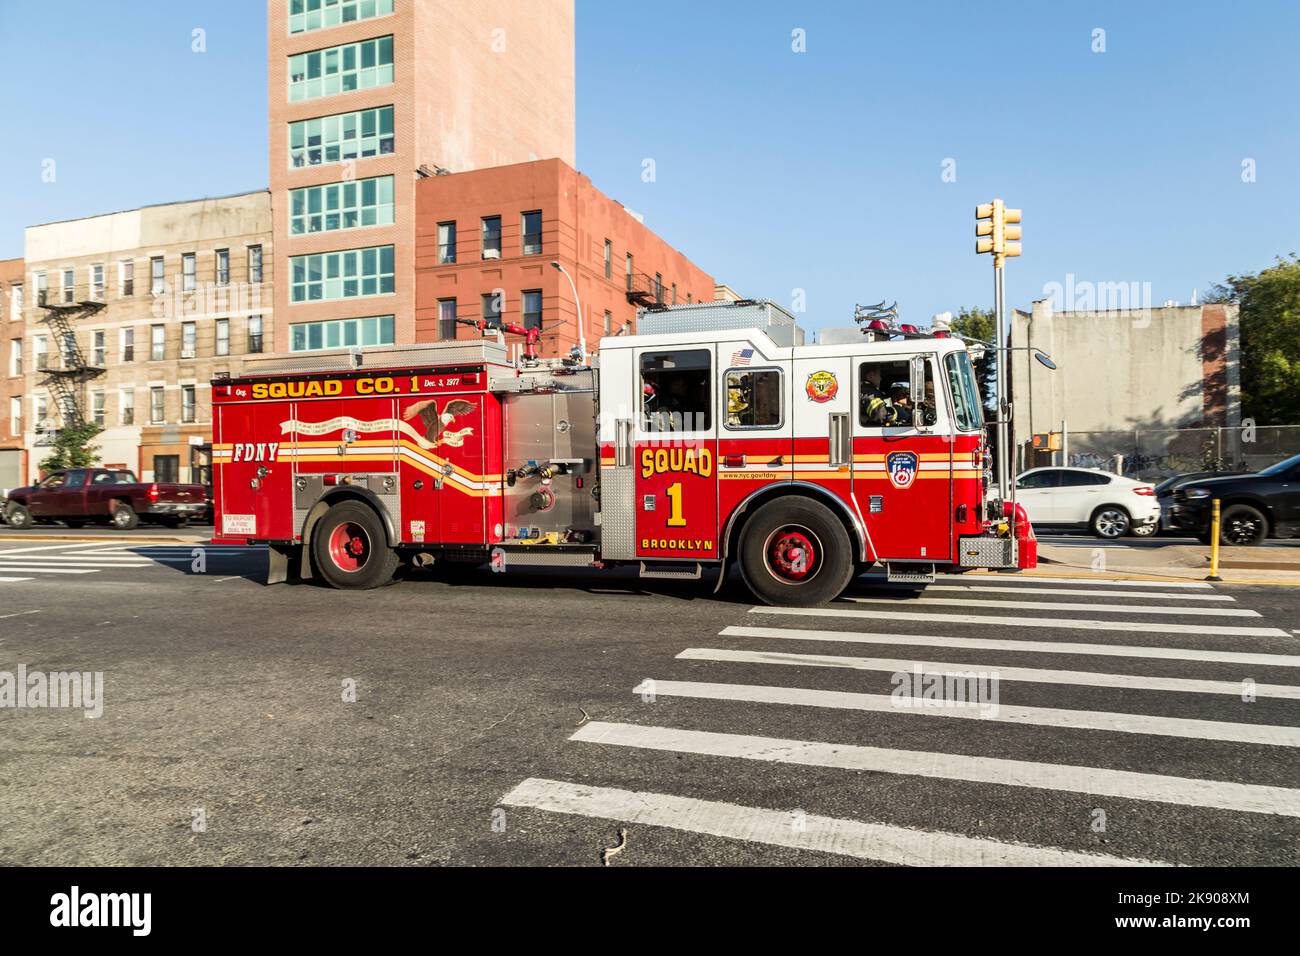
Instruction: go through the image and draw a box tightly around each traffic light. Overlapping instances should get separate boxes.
[975,199,1022,258]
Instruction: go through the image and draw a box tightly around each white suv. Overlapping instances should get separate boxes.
[1015,467,1160,539]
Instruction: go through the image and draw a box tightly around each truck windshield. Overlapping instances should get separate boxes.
[945,351,983,431]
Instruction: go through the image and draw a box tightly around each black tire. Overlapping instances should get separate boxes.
[5,503,33,529]
[1220,503,1268,547]
[111,502,139,530]
[739,497,855,607]
[1090,506,1130,540]
[311,500,399,590]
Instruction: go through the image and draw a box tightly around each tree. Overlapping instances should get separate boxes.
[1205,254,1300,425]
[38,421,102,475]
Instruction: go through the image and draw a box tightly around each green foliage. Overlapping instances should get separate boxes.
[1207,254,1300,424]
[948,306,996,344]
[38,421,103,474]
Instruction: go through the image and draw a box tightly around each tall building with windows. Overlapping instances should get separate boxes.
[20,193,273,484]
[268,0,577,354]
[0,258,26,490]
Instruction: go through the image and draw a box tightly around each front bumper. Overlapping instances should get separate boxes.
[1167,501,1211,533]
[148,502,206,516]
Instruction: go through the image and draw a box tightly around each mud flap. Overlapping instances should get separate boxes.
[267,544,304,585]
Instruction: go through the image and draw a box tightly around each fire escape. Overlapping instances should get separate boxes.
[38,286,106,430]
[626,272,668,310]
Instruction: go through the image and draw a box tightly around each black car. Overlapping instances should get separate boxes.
[1152,469,1247,535]
[1167,453,1300,545]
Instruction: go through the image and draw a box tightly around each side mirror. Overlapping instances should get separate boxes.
[909,356,926,407]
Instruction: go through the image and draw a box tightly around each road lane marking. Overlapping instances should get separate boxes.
[0,561,151,569]
[722,625,1300,668]
[500,778,1164,866]
[753,606,1289,638]
[0,555,152,562]
[918,574,1213,589]
[570,722,1300,817]
[0,567,96,575]
[0,544,127,556]
[637,679,1300,747]
[908,584,1235,602]
[0,576,34,583]
[679,647,1300,699]
[843,596,1259,618]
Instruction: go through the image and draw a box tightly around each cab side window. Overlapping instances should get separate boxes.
[642,349,712,432]
[858,358,936,427]
[63,469,88,488]
[725,368,782,429]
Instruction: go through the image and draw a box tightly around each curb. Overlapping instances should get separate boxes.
[0,534,208,545]
[1009,566,1300,588]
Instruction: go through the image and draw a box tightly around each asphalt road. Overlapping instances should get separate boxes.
[1,540,1298,867]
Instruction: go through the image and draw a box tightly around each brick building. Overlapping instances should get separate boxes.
[19,192,273,485]
[0,258,25,490]
[414,159,715,356]
[268,0,576,355]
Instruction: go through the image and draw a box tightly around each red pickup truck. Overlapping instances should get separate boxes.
[2,468,208,530]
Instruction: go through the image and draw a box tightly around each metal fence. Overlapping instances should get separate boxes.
[1056,425,1300,481]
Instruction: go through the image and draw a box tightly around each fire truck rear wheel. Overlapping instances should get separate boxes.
[740,498,855,607]
[312,501,399,590]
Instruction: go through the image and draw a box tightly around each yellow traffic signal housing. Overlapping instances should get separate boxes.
[975,199,1023,257]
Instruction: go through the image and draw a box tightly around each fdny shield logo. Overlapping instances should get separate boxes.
[887,451,919,489]
[805,370,839,403]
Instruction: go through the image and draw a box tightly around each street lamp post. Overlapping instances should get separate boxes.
[550,260,587,361]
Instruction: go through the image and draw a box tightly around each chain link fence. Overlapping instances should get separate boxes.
[1059,425,1300,481]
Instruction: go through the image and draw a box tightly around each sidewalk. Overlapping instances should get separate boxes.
[1034,540,1300,587]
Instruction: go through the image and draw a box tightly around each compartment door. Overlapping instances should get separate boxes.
[216,401,294,541]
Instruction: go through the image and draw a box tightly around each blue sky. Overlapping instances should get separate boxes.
[0,0,1296,332]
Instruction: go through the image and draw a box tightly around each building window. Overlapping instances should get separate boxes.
[290,245,395,302]
[655,273,664,304]
[9,397,20,437]
[91,330,106,367]
[290,176,395,235]
[521,211,542,256]
[150,387,166,424]
[288,35,394,102]
[182,253,196,292]
[181,385,197,424]
[604,240,612,279]
[11,285,22,315]
[672,283,678,305]
[290,106,394,168]
[120,260,134,296]
[121,327,135,362]
[481,216,502,260]
[438,222,456,264]
[61,332,77,369]
[9,339,21,377]
[216,249,230,286]
[289,0,395,36]
[62,269,74,304]
[154,455,179,483]
[36,272,47,306]
[34,395,48,431]
[216,319,230,357]
[247,316,264,354]
[150,257,166,295]
[290,315,395,352]
[438,299,457,340]
[603,311,612,335]
[626,254,634,292]
[120,389,134,426]
[481,292,502,325]
[181,322,197,359]
[91,264,105,300]
[151,324,166,361]
[522,290,543,330]
[33,335,48,371]
[248,245,264,284]
[91,390,106,427]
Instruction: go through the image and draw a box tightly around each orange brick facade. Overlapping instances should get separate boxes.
[414,160,715,357]
[0,258,25,485]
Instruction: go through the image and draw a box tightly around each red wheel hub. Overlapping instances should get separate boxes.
[328,521,370,572]
[767,528,817,582]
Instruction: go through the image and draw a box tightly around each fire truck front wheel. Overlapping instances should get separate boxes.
[311,501,399,589]
[739,498,855,607]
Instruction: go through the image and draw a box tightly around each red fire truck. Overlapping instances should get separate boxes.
[211,302,1035,606]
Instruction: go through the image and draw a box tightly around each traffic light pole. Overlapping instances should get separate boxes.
[994,255,1010,506]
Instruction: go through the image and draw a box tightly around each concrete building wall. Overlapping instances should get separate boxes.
[413,159,714,357]
[21,192,273,483]
[1011,299,1241,465]
[267,0,575,356]
[0,258,26,489]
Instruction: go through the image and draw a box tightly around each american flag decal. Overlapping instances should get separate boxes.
[730,347,754,367]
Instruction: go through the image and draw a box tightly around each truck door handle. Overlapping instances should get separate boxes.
[614,419,633,468]
[828,413,850,468]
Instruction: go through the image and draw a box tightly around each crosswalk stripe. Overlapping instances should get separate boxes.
[754,606,1289,638]
[0,555,151,562]
[0,561,150,569]
[0,544,117,556]
[843,596,1259,618]
[911,584,1235,602]
[916,573,1213,589]
[571,722,1300,816]
[638,679,1300,747]
[723,625,1300,668]
[0,567,96,575]
[0,576,34,583]
[500,778,1164,866]
[679,647,1300,700]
